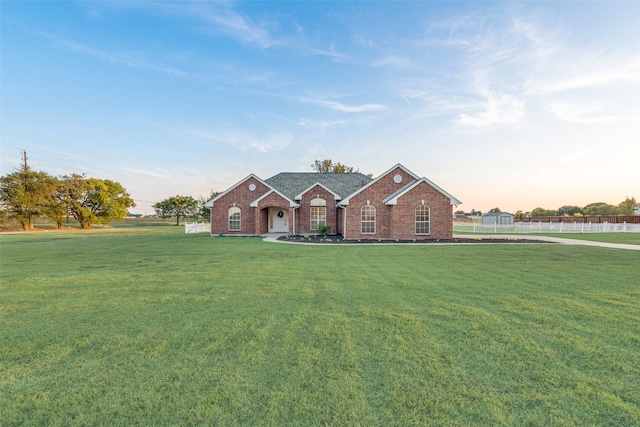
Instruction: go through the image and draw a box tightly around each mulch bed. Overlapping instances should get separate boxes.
[277,235,550,244]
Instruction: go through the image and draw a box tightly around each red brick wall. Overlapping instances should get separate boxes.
[344,167,414,239]
[390,182,453,240]
[344,167,453,240]
[297,185,338,235]
[210,177,270,235]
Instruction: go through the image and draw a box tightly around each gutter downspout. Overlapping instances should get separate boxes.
[339,205,347,240]
[292,206,297,235]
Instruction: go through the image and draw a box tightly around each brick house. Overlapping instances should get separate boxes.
[205,164,461,240]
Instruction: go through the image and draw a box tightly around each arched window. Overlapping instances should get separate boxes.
[310,198,327,231]
[415,205,430,235]
[361,205,376,234]
[228,207,241,231]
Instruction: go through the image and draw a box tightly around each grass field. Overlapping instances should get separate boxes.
[1,227,639,426]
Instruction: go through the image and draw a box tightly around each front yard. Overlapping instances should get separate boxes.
[1,228,638,425]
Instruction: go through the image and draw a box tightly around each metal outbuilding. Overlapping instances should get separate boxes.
[482,212,515,226]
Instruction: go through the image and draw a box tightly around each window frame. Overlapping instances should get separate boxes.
[228,207,241,231]
[361,205,376,234]
[310,206,327,230]
[415,205,430,235]
[310,198,327,231]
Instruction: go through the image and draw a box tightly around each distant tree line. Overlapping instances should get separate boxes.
[456,197,637,218]
[526,197,637,217]
[1,168,135,230]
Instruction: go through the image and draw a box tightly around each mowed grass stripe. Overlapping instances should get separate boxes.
[1,229,639,426]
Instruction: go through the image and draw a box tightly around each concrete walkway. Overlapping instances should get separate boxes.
[464,234,640,251]
[262,233,640,251]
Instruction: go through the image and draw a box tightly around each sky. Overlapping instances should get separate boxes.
[2,1,639,215]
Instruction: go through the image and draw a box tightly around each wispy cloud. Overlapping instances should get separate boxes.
[297,118,347,129]
[33,29,189,77]
[311,98,387,113]
[395,8,640,129]
[133,115,293,153]
[372,55,414,70]
[527,54,640,94]
[31,26,285,88]
[223,131,293,153]
[114,1,345,60]
[457,92,525,128]
[171,126,291,153]
[191,2,279,49]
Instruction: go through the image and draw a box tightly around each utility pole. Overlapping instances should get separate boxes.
[21,149,29,172]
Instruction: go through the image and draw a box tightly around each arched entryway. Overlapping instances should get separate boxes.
[268,207,289,233]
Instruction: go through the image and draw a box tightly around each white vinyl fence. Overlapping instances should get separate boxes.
[454,221,640,234]
[184,222,211,234]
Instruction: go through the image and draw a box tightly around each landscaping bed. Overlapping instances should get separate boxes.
[277,234,551,244]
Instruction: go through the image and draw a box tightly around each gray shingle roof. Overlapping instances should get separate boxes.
[265,172,372,201]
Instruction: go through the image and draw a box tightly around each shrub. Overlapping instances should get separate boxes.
[316,223,330,236]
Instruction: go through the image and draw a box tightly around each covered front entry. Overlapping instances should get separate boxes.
[268,207,289,233]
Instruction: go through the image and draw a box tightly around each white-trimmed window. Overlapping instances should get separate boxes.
[310,198,327,231]
[415,205,430,235]
[228,207,241,231]
[361,205,376,234]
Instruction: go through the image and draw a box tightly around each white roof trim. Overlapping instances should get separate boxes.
[339,163,420,206]
[249,189,299,208]
[482,212,513,217]
[384,177,462,206]
[294,182,341,201]
[204,174,270,207]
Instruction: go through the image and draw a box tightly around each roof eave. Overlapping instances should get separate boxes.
[383,177,462,206]
[340,163,419,205]
[294,182,341,201]
[249,189,298,208]
[206,174,270,207]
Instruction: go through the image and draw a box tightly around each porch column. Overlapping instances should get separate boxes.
[254,205,261,235]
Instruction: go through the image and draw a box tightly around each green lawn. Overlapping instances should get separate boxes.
[1,228,639,426]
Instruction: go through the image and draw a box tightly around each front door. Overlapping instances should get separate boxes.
[269,208,288,233]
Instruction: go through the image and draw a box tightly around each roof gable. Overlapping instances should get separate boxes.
[204,174,270,207]
[249,189,298,208]
[384,177,462,206]
[295,182,341,200]
[339,164,420,206]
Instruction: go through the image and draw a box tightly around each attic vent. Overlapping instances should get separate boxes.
[249,183,256,191]
[394,174,402,184]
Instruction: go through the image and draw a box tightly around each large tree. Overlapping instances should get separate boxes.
[43,177,72,229]
[531,207,558,217]
[582,202,617,216]
[64,174,135,229]
[153,195,199,225]
[0,170,55,230]
[311,159,373,177]
[557,205,583,216]
[617,196,637,215]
